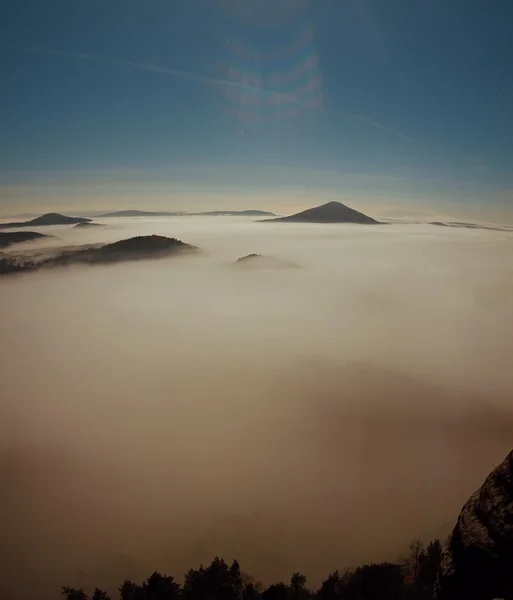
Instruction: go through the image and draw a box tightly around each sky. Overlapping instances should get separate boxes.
[1,0,513,220]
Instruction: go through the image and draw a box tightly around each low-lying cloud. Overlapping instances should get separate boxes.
[1,216,512,598]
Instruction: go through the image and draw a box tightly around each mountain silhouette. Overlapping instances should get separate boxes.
[264,201,379,224]
[430,221,510,232]
[195,210,276,217]
[0,231,49,249]
[0,235,199,276]
[99,210,186,217]
[48,235,199,266]
[99,209,276,217]
[0,213,91,229]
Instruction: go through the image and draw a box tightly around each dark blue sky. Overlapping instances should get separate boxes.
[1,0,512,219]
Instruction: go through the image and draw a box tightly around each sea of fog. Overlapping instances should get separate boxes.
[1,216,513,599]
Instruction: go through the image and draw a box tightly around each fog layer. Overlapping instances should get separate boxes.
[1,217,512,598]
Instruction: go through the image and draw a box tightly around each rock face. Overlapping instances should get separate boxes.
[264,201,379,224]
[434,450,513,600]
[0,213,91,229]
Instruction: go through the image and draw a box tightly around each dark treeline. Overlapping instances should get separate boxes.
[61,538,442,600]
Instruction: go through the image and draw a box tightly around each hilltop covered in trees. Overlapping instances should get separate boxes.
[61,539,442,600]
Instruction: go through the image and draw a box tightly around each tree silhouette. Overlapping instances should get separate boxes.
[119,580,145,600]
[142,572,180,600]
[91,590,111,600]
[242,581,260,600]
[59,540,448,600]
[262,582,290,600]
[343,562,405,600]
[290,573,309,600]
[415,539,442,599]
[407,540,425,583]
[62,587,90,600]
[182,557,244,600]
[316,571,341,600]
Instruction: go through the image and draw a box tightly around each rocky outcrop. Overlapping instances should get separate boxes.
[434,450,513,600]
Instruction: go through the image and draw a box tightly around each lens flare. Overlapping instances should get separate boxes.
[215,5,323,124]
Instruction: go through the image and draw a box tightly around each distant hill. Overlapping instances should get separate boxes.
[195,210,276,217]
[0,213,91,229]
[48,235,199,267]
[98,209,275,218]
[73,222,105,228]
[0,231,49,249]
[233,254,301,269]
[0,256,38,275]
[430,221,510,232]
[0,235,199,276]
[263,201,379,224]
[98,210,186,217]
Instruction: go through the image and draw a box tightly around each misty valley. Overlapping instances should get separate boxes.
[3,0,513,595]
[1,208,513,600]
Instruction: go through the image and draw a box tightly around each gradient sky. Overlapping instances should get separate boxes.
[1,0,512,220]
